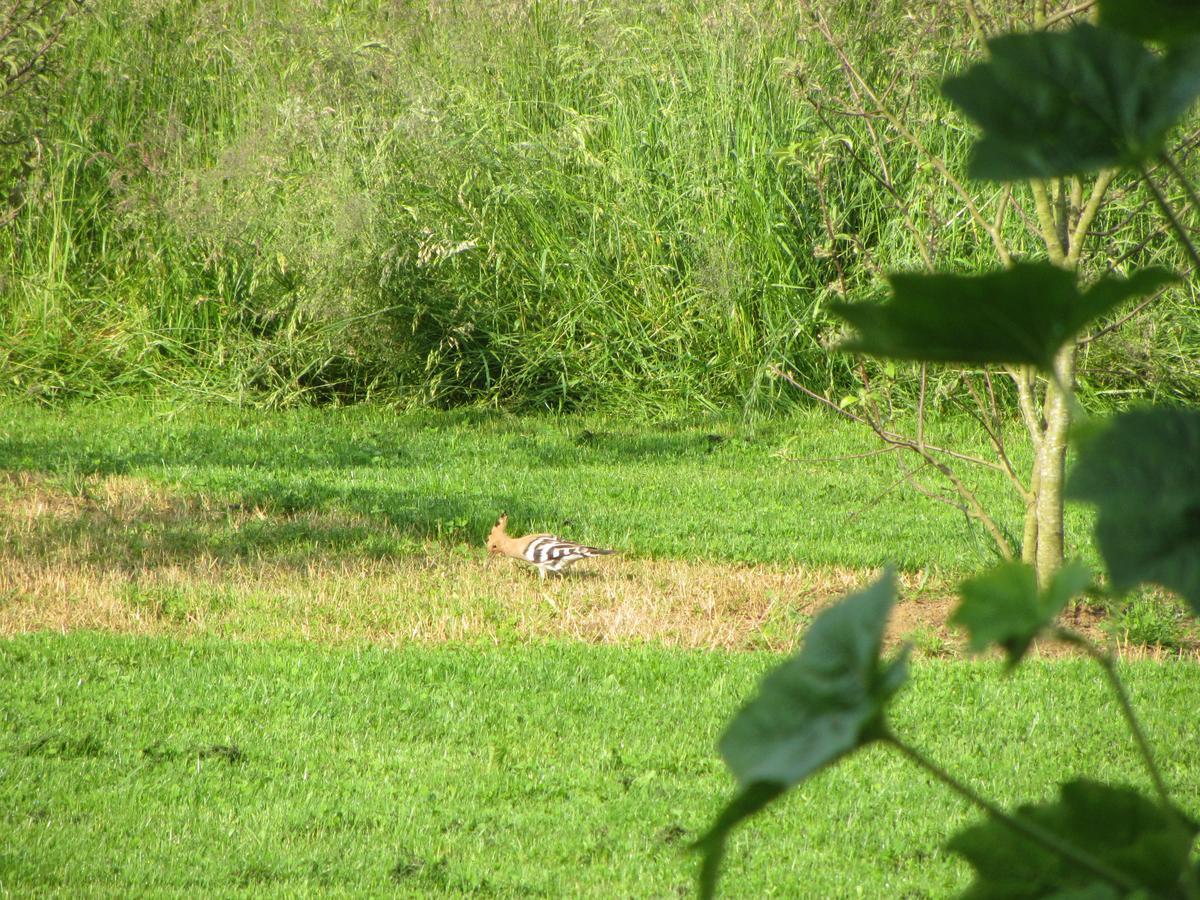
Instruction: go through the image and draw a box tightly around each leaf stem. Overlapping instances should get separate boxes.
[1053,628,1171,803]
[884,734,1140,894]
[1052,627,1200,898]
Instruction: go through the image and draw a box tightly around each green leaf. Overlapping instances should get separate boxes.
[693,572,908,898]
[941,23,1200,179]
[948,779,1197,899]
[1099,0,1200,45]
[951,561,1091,668]
[1067,408,1200,615]
[830,263,1174,372]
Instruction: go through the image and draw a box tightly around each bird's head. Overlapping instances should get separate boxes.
[486,513,509,555]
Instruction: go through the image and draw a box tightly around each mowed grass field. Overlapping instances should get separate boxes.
[3,400,1196,896]
[1,399,1050,569]
[0,399,1103,646]
[3,634,1200,897]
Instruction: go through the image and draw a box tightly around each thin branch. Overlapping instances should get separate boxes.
[917,364,927,452]
[897,470,969,518]
[777,446,900,464]
[772,365,1016,558]
[1139,161,1200,273]
[960,374,1031,501]
[963,0,988,43]
[1043,1,1095,28]
[845,459,937,523]
[1160,151,1200,225]
[0,0,63,47]
[815,87,937,271]
[1056,178,1070,254]
[771,366,1008,473]
[992,183,1012,237]
[813,159,850,297]
[803,2,1013,266]
[1078,289,1168,346]
[1066,169,1116,267]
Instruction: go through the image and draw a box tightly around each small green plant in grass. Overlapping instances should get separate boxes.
[1104,593,1190,652]
[698,4,1200,896]
[904,624,950,659]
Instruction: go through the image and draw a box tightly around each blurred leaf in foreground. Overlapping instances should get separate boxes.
[951,561,1092,668]
[695,571,908,898]
[942,23,1200,179]
[948,779,1197,898]
[1068,407,1200,616]
[831,263,1173,372]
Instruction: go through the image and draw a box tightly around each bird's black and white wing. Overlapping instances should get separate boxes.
[524,535,616,573]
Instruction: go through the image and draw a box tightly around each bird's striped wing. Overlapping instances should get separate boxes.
[524,535,616,570]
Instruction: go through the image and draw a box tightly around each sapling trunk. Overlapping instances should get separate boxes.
[1021,463,1039,567]
[1033,345,1075,583]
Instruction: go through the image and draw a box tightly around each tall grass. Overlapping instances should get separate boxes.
[2,0,1197,410]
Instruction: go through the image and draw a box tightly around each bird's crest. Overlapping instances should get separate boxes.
[486,512,509,555]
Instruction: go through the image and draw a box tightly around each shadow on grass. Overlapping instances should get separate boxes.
[0,407,764,477]
[0,420,416,476]
[5,481,570,568]
[0,407,771,566]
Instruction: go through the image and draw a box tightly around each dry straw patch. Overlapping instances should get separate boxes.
[1,472,1188,658]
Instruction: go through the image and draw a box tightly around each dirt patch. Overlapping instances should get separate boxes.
[1,472,1194,658]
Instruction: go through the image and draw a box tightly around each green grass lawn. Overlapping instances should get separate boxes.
[2,633,1198,896]
[4,401,1187,895]
[0,399,1092,573]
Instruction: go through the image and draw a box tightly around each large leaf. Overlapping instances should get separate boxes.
[948,779,1197,898]
[941,23,1200,179]
[1099,0,1200,46]
[1067,408,1200,615]
[830,263,1174,372]
[951,561,1092,668]
[694,572,908,898]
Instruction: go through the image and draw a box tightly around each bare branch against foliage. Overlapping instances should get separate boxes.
[771,365,1017,560]
[1,0,89,225]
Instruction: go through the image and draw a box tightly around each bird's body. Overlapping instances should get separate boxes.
[487,514,616,578]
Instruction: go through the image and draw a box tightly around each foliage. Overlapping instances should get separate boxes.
[942,24,1200,180]
[0,0,88,227]
[2,0,1200,410]
[695,574,908,896]
[1068,408,1200,615]
[951,561,1091,667]
[831,264,1173,370]
[0,0,844,411]
[699,6,1200,898]
[1098,0,1200,46]
[947,780,1198,899]
[1102,591,1194,651]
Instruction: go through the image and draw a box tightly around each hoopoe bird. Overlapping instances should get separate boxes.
[486,513,616,579]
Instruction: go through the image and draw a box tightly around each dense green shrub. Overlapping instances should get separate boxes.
[2,0,1198,410]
